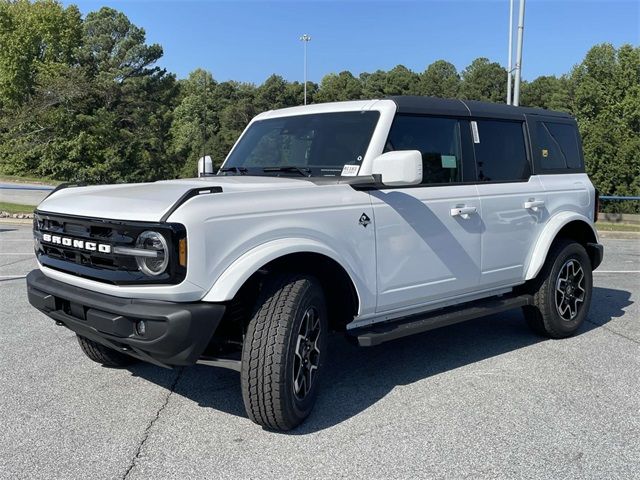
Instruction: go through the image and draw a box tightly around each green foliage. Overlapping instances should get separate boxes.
[520,75,571,111]
[0,0,82,107]
[314,71,362,102]
[460,57,507,103]
[0,2,636,204]
[0,2,178,183]
[419,60,460,98]
[570,43,640,199]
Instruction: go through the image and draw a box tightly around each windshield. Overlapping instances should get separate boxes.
[221,111,380,177]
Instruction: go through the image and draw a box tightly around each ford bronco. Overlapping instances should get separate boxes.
[27,96,603,430]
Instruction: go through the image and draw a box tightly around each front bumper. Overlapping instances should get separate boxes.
[26,269,225,368]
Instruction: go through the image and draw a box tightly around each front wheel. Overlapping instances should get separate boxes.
[523,239,593,338]
[241,273,327,431]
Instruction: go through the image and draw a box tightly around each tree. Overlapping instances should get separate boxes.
[0,5,179,183]
[315,71,362,102]
[520,75,570,111]
[169,69,219,176]
[569,43,640,200]
[361,65,420,98]
[0,0,82,107]
[419,60,460,98]
[459,57,507,103]
[256,74,300,110]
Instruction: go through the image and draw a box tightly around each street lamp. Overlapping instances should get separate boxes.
[299,34,311,105]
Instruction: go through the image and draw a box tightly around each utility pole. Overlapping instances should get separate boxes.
[513,0,526,106]
[299,34,311,105]
[506,0,514,105]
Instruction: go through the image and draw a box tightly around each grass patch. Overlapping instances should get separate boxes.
[0,174,61,186]
[0,201,36,214]
[596,222,640,232]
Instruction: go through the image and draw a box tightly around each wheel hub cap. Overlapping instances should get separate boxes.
[555,259,586,321]
[293,306,321,400]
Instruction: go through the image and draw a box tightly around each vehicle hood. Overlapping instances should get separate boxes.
[37,176,312,222]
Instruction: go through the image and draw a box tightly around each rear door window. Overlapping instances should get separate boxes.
[385,115,463,184]
[472,120,530,182]
[536,121,583,170]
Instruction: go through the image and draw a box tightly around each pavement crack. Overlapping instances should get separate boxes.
[586,319,640,346]
[122,368,183,480]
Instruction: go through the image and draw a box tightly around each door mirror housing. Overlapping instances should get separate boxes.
[370,150,423,186]
[198,155,214,177]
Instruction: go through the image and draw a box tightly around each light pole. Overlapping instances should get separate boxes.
[299,34,311,105]
[506,0,514,105]
[513,0,526,106]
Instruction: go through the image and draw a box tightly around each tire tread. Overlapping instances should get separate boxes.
[241,273,317,430]
[76,335,135,367]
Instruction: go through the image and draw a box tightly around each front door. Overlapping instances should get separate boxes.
[371,114,482,313]
[371,185,482,313]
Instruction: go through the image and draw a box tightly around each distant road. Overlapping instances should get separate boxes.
[0,182,54,206]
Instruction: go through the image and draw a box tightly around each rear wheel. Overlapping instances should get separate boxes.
[241,273,327,431]
[76,335,136,367]
[523,239,593,338]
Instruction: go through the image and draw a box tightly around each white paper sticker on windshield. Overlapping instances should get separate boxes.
[341,164,360,176]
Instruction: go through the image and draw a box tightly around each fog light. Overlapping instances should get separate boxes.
[135,320,146,336]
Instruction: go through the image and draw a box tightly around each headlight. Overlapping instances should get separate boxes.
[135,231,169,276]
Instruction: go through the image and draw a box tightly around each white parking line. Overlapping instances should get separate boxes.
[594,270,640,273]
[0,275,26,279]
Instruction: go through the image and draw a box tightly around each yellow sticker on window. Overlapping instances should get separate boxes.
[542,149,549,158]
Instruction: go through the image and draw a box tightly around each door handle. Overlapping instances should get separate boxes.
[524,200,545,211]
[450,206,477,219]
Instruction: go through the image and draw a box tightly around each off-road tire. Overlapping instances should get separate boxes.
[241,273,327,431]
[76,335,136,367]
[523,238,593,338]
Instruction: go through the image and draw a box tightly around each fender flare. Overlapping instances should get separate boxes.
[524,211,598,281]
[200,238,363,312]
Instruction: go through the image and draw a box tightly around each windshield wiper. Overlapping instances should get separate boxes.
[262,166,311,177]
[219,166,248,175]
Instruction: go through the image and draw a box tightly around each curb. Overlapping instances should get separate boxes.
[0,218,33,225]
[597,230,640,240]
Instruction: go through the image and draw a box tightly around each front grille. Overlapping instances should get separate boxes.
[34,211,186,285]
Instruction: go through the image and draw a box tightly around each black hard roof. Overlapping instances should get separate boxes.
[387,95,573,120]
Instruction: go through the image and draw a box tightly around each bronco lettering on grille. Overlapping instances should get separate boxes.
[41,233,112,254]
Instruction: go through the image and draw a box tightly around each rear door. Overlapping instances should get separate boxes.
[371,115,482,313]
[528,117,593,224]
[473,119,547,288]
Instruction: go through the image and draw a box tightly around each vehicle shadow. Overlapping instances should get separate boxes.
[126,286,632,433]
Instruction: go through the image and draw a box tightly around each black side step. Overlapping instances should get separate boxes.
[349,294,534,347]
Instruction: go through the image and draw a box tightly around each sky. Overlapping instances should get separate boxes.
[63,0,639,84]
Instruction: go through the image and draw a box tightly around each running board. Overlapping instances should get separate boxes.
[349,294,534,347]
[197,356,241,372]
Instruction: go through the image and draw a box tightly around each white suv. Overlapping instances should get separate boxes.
[27,96,603,430]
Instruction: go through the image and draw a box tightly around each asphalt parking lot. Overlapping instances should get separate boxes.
[1,223,638,479]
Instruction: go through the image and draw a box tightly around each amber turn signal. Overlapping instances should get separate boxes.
[179,238,187,267]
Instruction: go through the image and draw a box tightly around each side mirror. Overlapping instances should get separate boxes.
[371,150,422,186]
[198,155,214,177]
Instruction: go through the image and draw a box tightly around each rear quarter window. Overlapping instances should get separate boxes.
[536,121,583,170]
